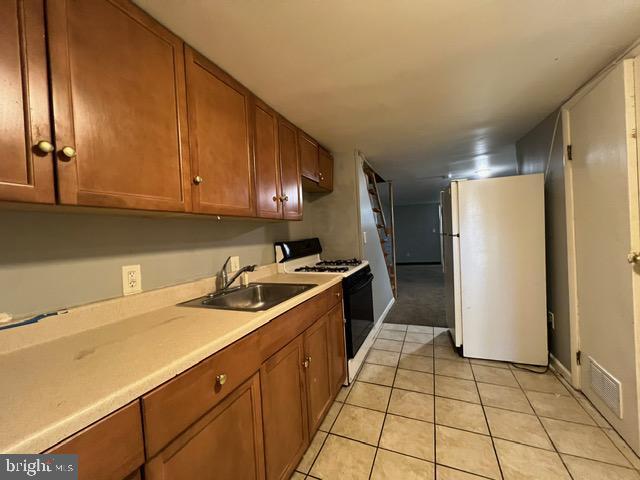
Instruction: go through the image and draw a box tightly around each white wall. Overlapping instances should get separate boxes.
[516,110,571,370]
[356,153,395,322]
[395,203,441,264]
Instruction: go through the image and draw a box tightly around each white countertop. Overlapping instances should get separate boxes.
[0,272,342,454]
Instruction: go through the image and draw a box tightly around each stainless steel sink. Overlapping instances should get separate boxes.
[179,282,318,312]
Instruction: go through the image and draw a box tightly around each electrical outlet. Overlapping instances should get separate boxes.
[229,256,240,272]
[122,264,142,295]
[547,311,555,330]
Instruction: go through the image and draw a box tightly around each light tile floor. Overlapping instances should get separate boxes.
[293,323,640,480]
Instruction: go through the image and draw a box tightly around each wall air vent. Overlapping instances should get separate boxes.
[589,356,622,418]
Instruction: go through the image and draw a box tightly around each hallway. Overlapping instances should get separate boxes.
[385,265,446,327]
[292,324,640,479]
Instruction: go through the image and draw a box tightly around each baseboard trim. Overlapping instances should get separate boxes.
[397,262,441,266]
[550,353,572,383]
[377,297,396,325]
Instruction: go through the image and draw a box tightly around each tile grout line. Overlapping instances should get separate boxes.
[366,328,405,480]
[512,368,576,480]
[470,357,505,480]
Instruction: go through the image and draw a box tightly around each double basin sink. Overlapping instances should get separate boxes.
[180,282,318,312]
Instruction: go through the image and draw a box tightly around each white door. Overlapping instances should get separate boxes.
[459,174,547,365]
[567,59,640,452]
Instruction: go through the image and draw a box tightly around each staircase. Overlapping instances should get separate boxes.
[362,163,397,298]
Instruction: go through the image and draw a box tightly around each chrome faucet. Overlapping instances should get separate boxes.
[219,256,257,291]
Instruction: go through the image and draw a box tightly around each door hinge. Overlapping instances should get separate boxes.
[567,145,573,161]
[576,350,581,366]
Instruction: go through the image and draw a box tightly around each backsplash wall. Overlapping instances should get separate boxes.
[0,205,315,319]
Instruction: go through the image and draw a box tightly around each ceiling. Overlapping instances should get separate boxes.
[135,0,640,204]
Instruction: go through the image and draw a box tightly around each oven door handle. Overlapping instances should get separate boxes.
[346,274,374,293]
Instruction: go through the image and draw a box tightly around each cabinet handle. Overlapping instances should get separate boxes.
[36,140,55,154]
[334,292,341,298]
[302,359,309,368]
[193,175,204,185]
[272,195,279,202]
[60,146,77,160]
[280,195,289,202]
[216,374,227,386]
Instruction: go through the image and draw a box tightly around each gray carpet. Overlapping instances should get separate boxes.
[384,264,446,327]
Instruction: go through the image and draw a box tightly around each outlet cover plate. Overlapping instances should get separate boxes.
[122,264,142,295]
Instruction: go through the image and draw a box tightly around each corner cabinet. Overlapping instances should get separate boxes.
[46,0,192,212]
[0,0,55,204]
[185,47,256,217]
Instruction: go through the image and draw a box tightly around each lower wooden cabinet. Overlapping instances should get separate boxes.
[261,335,309,480]
[145,373,265,480]
[47,401,144,480]
[327,302,347,395]
[304,313,334,435]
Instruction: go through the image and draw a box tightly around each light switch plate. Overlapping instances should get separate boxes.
[229,256,240,272]
[122,264,142,295]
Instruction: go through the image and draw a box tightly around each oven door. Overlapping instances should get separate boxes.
[343,269,374,359]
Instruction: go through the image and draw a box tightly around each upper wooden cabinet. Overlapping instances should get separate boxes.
[298,128,333,193]
[46,0,192,212]
[254,99,282,219]
[298,130,319,182]
[279,118,304,221]
[0,0,330,217]
[185,47,256,217]
[0,0,55,204]
[318,147,334,192]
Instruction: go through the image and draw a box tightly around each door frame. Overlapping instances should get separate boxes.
[560,107,582,389]
[561,58,640,390]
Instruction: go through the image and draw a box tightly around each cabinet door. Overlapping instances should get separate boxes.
[261,336,309,480]
[254,98,282,219]
[0,0,54,204]
[318,147,334,192]
[146,373,265,480]
[298,130,319,182]
[46,0,191,212]
[327,302,347,395]
[186,47,256,217]
[304,314,333,434]
[278,117,303,220]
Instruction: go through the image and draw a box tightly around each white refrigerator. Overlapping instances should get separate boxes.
[441,174,548,366]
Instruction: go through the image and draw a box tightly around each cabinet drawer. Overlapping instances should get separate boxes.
[47,401,144,480]
[143,332,261,457]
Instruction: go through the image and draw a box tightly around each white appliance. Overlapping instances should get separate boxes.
[441,174,548,365]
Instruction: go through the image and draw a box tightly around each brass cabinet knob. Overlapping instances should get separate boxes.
[193,175,204,185]
[628,252,640,264]
[36,140,55,154]
[281,195,289,202]
[272,195,279,202]
[302,359,309,369]
[216,374,227,386]
[334,292,341,298]
[60,146,77,160]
